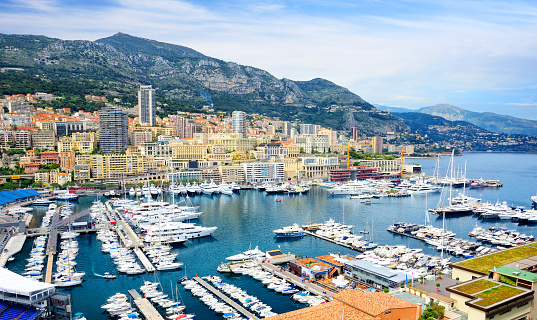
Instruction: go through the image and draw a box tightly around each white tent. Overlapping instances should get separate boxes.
[0,268,55,304]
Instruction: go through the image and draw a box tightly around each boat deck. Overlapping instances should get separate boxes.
[303,230,366,252]
[129,290,164,320]
[193,277,258,320]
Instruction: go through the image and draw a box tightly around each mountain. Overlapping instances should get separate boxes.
[419,104,537,137]
[0,32,401,134]
[373,104,414,114]
[395,112,537,152]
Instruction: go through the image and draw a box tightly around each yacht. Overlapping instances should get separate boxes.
[226,246,265,261]
[327,181,370,195]
[142,222,217,244]
[112,199,139,207]
[56,193,79,201]
[200,180,220,195]
[273,224,305,238]
[451,193,481,205]
[32,198,54,206]
[406,182,441,194]
[532,195,537,208]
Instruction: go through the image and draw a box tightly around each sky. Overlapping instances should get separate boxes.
[1,0,537,119]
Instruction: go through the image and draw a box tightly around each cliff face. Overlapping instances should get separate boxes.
[0,32,405,134]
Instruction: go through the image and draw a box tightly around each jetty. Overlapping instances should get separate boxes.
[128,289,164,320]
[303,230,365,252]
[134,248,155,272]
[193,277,258,320]
[260,263,336,298]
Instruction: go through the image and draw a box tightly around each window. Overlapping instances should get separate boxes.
[385,311,391,315]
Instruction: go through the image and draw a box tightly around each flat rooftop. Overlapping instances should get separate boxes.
[453,243,537,274]
[316,254,356,267]
[293,258,333,274]
[448,278,531,308]
[493,266,537,282]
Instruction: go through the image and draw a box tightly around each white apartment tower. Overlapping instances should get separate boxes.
[138,85,156,126]
[232,111,246,138]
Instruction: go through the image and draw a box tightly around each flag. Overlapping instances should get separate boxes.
[405,273,408,286]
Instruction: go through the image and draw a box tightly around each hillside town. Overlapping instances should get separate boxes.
[0,86,425,188]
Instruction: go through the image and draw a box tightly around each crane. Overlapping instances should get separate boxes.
[400,151,411,177]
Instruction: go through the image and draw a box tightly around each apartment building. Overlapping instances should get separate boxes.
[60,151,75,171]
[90,154,151,180]
[169,142,208,160]
[31,130,55,150]
[297,156,340,180]
[72,132,97,154]
[207,133,257,153]
[13,130,31,149]
[131,131,153,147]
[57,137,73,153]
[140,142,170,157]
[219,165,245,183]
[295,134,329,153]
[242,162,285,183]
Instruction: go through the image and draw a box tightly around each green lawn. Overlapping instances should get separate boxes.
[456,279,497,294]
[474,286,524,307]
[456,246,537,273]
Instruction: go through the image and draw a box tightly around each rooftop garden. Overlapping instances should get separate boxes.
[455,245,537,273]
[474,285,525,307]
[456,279,497,295]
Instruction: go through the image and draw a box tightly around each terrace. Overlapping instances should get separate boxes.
[453,244,537,274]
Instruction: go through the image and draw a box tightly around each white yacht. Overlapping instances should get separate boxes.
[327,181,372,195]
[32,198,54,206]
[142,222,217,243]
[225,246,266,261]
[200,180,220,195]
[112,199,139,207]
[406,182,441,194]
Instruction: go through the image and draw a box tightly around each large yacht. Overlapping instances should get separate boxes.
[406,182,441,194]
[273,224,305,238]
[327,181,371,195]
[141,222,217,244]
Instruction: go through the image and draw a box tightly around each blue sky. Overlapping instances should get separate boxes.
[2,0,537,119]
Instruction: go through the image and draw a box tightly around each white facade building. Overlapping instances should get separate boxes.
[242,162,285,183]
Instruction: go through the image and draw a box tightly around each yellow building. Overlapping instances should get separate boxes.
[73,164,90,182]
[169,142,208,160]
[57,137,73,153]
[31,130,55,150]
[207,133,257,153]
[72,132,97,154]
[90,154,151,180]
[219,165,245,183]
[148,126,176,137]
[57,172,72,186]
[372,136,383,154]
[75,154,92,166]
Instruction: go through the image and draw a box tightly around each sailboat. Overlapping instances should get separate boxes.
[429,150,474,215]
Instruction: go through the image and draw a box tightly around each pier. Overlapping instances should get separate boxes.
[134,248,155,272]
[260,263,336,299]
[303,230,365,252]
[128,289,164,320]
[193,277,258,320]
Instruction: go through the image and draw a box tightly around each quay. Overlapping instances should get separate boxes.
[128,289,165,320]
[260,263,336,299]
[134,248,155,272]
[0,234,26,267]
[193,277,259,320]
[303,230,365,252]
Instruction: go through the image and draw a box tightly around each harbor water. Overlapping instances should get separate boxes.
[5,152,537,319]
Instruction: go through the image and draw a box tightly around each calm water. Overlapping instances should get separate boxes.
[5,153,537,319]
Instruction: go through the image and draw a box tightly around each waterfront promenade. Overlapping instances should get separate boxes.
[0,234,26,267]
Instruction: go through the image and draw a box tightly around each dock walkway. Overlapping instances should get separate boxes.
[193,277,258,320]
[303,230,365,252]
[261,263,336,299]
[129,289,164,320]
[0,234,26,267]
[134,248,155,272]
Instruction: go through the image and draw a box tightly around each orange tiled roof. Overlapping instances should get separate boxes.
[333,290,417,315]
[265,299,378,320]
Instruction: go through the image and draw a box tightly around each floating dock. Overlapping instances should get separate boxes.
[260,263,336,298]
[303,230,365,252]
[134,248,155,272]
[193,277,258,320]
[128,289,164,320]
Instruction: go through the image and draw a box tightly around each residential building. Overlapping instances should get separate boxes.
[57,137,73,153]
[219,165,245,183]
[31,130,55,150]
[39,151,60,165]
[372,136,383,154]
[57,173,71,186]
[90,154,151,180]
[317,128,337,145]
[269,290,421,320]
[34,172,49,184]
[351,127,359,141]
[169,142,208,160]
[99,106,129,153]
[54,121,86,137]
[387,144,415,153]
[72,132,97,154]
[295,134,329,153]
[60,151,75,171]
[48,170,58,184]
[232,111,246,138]
[131,131,153,146]
[282,121,290,136]
[297,156,339,180]
[207,133,257,153]
[23,163,40,174]
[36,120,55,131]
[138,85,156,126]
[359,159,400,173]
[140,142,170,157]
[13,130,31,149]
[254,143,288,160]
[242,162,285,183]
[299,123,320,135]
[73,164,90,182]
[0,130,13,149]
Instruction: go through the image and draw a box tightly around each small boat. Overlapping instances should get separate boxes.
[104,272,116,279]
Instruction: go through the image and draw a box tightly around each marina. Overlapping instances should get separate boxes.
[1,153,536,319]
[128,289,165,320]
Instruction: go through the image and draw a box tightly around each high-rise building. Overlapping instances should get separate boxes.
[372,136,383,154]
[282,121,290,136]
[299,124,320,135]
[99,107,129,154]
[351,127,359,141]
[232,111,246,137]
[138,85,156,126]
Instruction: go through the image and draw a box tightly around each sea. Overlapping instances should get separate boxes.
[5,152,537,319]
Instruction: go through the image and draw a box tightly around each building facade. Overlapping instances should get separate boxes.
[99,107,129,154]
[138,85,156,126]
[232,111,246,138]
[130,131,153,147]
[242,162,285,183]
